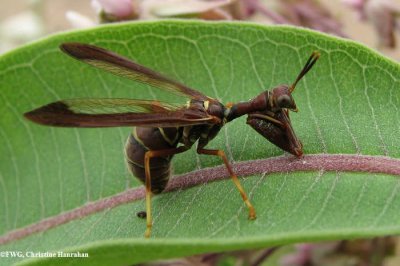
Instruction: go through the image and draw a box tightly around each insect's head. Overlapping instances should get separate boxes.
[245,51,320,157]
[270,85,297,112]
[270,51,320,112]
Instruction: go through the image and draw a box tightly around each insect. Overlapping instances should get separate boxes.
[24,43,319,238]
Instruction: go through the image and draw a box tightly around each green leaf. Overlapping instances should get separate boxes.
[1,20,400,266]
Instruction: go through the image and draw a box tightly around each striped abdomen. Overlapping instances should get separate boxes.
[125,127,181,194]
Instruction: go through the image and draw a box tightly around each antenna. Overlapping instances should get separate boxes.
[289,51,320,93]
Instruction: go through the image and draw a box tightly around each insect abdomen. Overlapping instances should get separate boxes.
[125,127,181,194]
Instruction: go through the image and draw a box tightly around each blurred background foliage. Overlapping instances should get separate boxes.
[1,0,400,59]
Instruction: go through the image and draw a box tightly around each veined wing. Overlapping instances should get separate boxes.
[24,99,220,128]
[60,43,210,100]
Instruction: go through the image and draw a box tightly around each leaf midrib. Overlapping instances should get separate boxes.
[1,153,399,245]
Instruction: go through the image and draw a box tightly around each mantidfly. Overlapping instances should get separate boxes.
[24,43,320,237]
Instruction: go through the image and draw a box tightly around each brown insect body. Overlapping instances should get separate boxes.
[125,127,180,194]
[125,84,305,194]
[24,43,319,238]
[125,99,226,194]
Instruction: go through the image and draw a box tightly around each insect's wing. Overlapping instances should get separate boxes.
[246,110,303,157]
[60,43,210,100]
[24,99,219,128]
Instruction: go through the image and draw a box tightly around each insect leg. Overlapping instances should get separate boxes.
[248,113,284,127]
[144,146,189,238]
[284,108,289,117]
[196,148,256,220]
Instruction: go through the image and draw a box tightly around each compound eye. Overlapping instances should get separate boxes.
[277,94,291,107]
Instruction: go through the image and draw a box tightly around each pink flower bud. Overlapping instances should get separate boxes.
[92,0,134,19]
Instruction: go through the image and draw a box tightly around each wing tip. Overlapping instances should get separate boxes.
[24,101,73,127]
[60,42,115,63]
[24,108,49,126]
[60,42,84,58]
[60,42,101,60]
